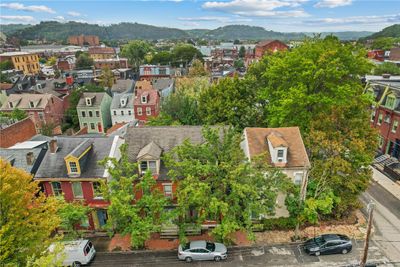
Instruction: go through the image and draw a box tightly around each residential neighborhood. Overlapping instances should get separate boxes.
[1,3,400,267]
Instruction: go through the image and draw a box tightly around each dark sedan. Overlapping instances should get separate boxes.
[303,234,352,256]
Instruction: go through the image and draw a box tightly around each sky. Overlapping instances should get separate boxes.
[0,0,399,32]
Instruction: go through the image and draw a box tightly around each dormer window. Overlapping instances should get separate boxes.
[385,95,396,109]
[86,97,92,106]
[17,84,22,90]
[29,101,34,108]
[141,95,147,104]
[140,160,157,174]
[69,162,78,173]
[267,132,288,165]
[36,84,42,90]
[277,149,284,160]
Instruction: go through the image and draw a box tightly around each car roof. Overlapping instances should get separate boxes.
[321,234,340,241]
[190,240,207,249]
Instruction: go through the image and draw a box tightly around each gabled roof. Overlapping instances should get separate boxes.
[67,139,93,159]
[0,94,54,110]
[137,141,162,160]
[267,132,288,148]
[76,92,107,108]
[110,93,134,109]
[244,127,310,168]
[111,79,135,93]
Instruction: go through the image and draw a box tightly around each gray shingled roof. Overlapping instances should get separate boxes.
[151,78,174,92]
[111,79,135,93]
[69,139,93,158]
[137,141,162,160]
[35,136,115,178]
[110,93,134,109]
[76,92,106,108]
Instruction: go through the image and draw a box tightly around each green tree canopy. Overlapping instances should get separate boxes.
[150,51,173,65]
[75,52,94,69]
[188,59,208,77]
[373,62,400,75]
[121,40,153,71]
[0,60,13,71]
[371,37,397,50]
[171,44,203,67]
[164,127,291,243]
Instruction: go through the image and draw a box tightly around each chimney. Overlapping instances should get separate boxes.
[49,139,58,153]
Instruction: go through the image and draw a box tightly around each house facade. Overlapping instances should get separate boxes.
[77,92,112,134]
[139,65,171,80]
[0,52,40,75]
[0,93,65,132]
[88,47,116,60]
[254,40,288,59]
[34,136,124,231]
[241,127,310,217]
[110,93,135,125]
[133,89,160,122]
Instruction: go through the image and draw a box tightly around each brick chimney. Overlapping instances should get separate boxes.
[49,139,58,153]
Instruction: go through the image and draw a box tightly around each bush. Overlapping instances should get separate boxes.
[261,217,297,231]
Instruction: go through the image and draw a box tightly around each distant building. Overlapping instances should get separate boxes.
[76,92,112,134]
[94,58,128,69]
[57,55,76,71]
[110,93,135,125]
[0,52,40,75]
[368,50,385,62]
[139,65,171,80]
[133,89,160,123]
[254,40,288,59]
[68,35,99,46]
[88,47,116,60]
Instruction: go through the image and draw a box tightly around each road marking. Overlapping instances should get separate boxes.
[268,246,291,255]
[251,247,265,256]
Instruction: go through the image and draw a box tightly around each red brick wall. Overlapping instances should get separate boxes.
[371,107,400,156]
[0,117,37,148]
[26,96,65,131]
[255,41,288,58]
[134,103,160,122]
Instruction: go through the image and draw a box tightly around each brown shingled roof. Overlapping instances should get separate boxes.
[0,83,13,90]
[244,127,310,168]
[267,132,288,148]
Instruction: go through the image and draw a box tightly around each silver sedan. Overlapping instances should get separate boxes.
[178,240,228,262]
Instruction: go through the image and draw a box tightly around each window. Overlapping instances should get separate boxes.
[96,111,100,117]
[8,102,13,108]
[128,110,132,116]
[371,110,376,122]
[378,113,383,125]
[51,182,62,196]
[149,161,156,173]
[384,114,391,123]
[86,98,92,106]
[393,121,399,133]
[29,101,34,108]
[113,110,117,115]
[90,123,95,130]
[385,95,396,109]
[92,182,103,198]
[38,112,44,120]
[72,182,83,198]
[69,162,78,173]
[163,184,172,198]
[89,111,93,117]
[83,123,88,128]
[82,111,86,117]
[140,161,148,173]
[294,172,303,185]
[146,107,151,115]
[141,95,147,103]
[378,136,384,148]
[137,107,142,115]
[277,150,284,158]
[121,110,124,116]
[140,160,157,174]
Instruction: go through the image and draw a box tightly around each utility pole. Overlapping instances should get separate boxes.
[360,201,375,267]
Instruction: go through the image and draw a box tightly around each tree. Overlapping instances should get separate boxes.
[75,52,94,69]
[100,67,114,89]
[57,199,91,239]
[234,59,244,69]
[0,159,61,265]
[41,122,56,136]
[11,108,28,120]
[150,51,172,65]
[161,93,202,125]
[188,59,208,77]
[373,62,400,75]
[171,44,203,67]
[146,112,181,126]
[99,144,171,248]
[250,36,376,216]
[0,60,13,71]
[121,40,153,71]
[46,56,57,66]
[239,46,246,58]
[199,76,265,130]
[164,127,290,243]
[371,37,396,50]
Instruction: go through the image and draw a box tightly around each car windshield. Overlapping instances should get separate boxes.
[314,236,325,245]
[182,243,190,251]
[206,242,215,252]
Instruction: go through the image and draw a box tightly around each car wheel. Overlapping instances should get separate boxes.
[342,249,348,254]
[315,251,321,256]
[214,256,222,262]
[185,257,193,263]
[72,262,81,267]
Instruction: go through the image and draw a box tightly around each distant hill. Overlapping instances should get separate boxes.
[362,24,400,40]
[304,31,373,41]
[0,21,384,42]
[198,25,306,41]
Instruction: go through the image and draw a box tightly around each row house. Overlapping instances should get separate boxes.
[0,93,65,132]
[34,136,124,230]
[68,35,100,46]
[139,65,171,81]
[94,58,128,69]
[88,47,116,60]
[110,93,135,125]
[366,76,400,158]
[57,55,76,71]
[77,92,112,134]
[133,89,160,123]
[0,52,40,75]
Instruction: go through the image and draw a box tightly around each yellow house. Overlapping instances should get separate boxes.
[88,47,115,60]
[0,52,40,75]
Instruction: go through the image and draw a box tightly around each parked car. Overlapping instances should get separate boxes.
[303,234,352,256]
[178,240,227,262]
[49,239,96,266]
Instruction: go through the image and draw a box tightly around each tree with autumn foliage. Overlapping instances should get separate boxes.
[249,36,377,217]
[99,144,171,249]
[0,159,61,265]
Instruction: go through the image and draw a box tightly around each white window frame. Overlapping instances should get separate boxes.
[163,183,173,198]
[51,182,62,196]
[377,113,383,125]
[294,172,303,186]
[137,107,142,116]
[72,182,83,199]
[141,95,147,104]
[92,182,103,199]
[393,120,399,133]
[69,162,78,173]
[146,107,151,115]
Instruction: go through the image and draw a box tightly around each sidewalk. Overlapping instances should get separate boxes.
[371,167,400,200]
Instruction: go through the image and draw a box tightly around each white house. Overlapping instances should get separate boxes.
[110,93,135,125]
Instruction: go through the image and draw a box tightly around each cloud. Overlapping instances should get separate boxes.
[304,13,400,25]
[0,2,55,13]
[53,16,65,21]
[178,16,253,23]
[314,0,352,8]
[0,15,35,23]
[67,11,81,17]
[202,0,309,17]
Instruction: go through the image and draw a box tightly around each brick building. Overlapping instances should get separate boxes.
[133,89,160,123]
[68,35,99,46]
[88,47,115,60]
[0,117,37,148]
[0,52,40,75]
[254,40,288,59]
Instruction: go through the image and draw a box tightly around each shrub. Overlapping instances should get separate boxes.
[261,217,297,231]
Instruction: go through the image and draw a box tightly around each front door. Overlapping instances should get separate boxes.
[97,209,108,227]
[97,122,102,133]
